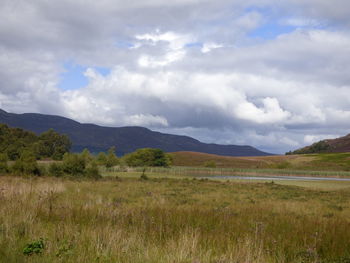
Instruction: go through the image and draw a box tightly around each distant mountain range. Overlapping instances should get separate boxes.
[288,134,350,154]
[0,109,272,156]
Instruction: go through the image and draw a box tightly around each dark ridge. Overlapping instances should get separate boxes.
[0,109,273,156]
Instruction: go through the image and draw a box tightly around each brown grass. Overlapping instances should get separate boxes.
[1,175,350,262]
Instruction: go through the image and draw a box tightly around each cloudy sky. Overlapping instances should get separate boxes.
[1,0,350,153]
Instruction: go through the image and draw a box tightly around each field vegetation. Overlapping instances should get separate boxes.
[170,152,350,171]
[1,175,350,262]
[2,126,350,262]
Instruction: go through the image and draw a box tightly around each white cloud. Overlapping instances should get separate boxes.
[201,42,223,53]
[1,0,350,153]
[304,134,340,144]
[127,114,169,127]
[235,97,291,124]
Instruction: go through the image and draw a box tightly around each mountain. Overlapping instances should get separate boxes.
[287,134,350,155]
[0,109,272,156]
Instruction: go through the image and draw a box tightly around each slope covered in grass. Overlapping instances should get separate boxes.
[170,151,350,171]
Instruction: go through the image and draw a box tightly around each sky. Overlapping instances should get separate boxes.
[1,0,350,154]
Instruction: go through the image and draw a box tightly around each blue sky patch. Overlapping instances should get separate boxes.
[249,22,296,39]
[58,62,111,90]
[58,62,88,90]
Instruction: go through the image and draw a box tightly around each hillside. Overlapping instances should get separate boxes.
[288,134,350,155]
[0,109,272,156]
[170,151,350,171]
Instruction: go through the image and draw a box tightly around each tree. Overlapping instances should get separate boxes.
[96,152,107,165]
[37,129,71,160]
[105,147,119,168]
[124,148,171,167]
[0,124,71,160]
[61,153,86,176]
[48,153,101,179]
[81,148,93,163]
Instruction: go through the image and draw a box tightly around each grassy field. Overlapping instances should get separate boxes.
[1,174,350,262]
[106,166,350,179]
[170,152,350,171]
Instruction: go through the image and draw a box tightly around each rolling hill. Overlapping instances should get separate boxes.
[170,151,350,171]
[288,134,350,155]
[0,109,272,156]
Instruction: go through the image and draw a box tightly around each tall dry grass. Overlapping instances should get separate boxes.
[1,176,350,262]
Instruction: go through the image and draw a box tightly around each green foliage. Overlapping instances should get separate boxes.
[48,163,64,177]
[80,148,93,163]
[23,238,45,256]
[37,129,71,160]
[0,153,8,174]
[0,124,71,161]
[96,152,107,165]
[204,160,216,168]
[274,161,292,169]
[85,161,101,179]
[124,148,171,167]
[95,147,119,168]
[0,124,37,160]
[289,140,331,155]
[48,153,101,178]
[106,147,119,168]
[61,153,86,176]
[12,151,41,176]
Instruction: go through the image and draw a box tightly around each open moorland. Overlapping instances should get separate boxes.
[1,125,350,262]
[170,152,350,171]
[2,170,350,263]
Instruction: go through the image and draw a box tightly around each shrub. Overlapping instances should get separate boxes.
[0,153,9,174]
[23,238,45,256]
[106,147,119,168]
[124,148,171,167]
[12,151,41,176]
[204,161,216,168]
[96,152,107,165]
[48,163,64,177]
[85,161,101,179]
[48,153,101,179]
[80,148,93,163]
[61,153,86,176]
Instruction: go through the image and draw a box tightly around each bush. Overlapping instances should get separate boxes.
[48,163,64,177]
[96,152,107,165]
[204,161,216,168]
[23,238,45,256]
[61,153,86,176]
[48,153,101,179]
[85,161,101,179]
[0,153,9,174]
[106,147,119,168]
[12,151,41,176]
[124,148,171,167]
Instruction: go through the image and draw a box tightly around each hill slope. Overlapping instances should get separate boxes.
[0,109,272,156]
[288,134,350,154]
[170,151,350,171]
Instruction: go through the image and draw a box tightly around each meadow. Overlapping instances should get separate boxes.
[1,171,350,263]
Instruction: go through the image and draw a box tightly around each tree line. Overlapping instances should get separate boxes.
[0,124,172,178]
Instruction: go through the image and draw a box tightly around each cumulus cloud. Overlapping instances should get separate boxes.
[1,0,350,153]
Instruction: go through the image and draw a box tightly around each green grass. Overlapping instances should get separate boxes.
[116,166,350,178]
[1,175,350,262]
